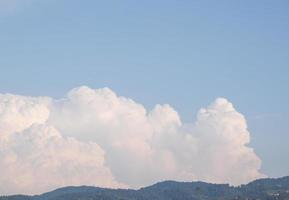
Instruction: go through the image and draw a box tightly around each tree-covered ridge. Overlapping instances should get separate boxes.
[1,176,289,200]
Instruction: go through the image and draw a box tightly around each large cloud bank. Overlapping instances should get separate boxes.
[0,86,265,195]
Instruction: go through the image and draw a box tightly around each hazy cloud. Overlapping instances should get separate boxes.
[0,0,35,14]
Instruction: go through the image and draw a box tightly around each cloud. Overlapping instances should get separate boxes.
[0,86,265,195]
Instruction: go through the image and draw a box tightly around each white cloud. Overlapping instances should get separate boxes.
[0,86,265,195]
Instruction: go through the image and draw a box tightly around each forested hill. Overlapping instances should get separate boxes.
[1,176,289,200]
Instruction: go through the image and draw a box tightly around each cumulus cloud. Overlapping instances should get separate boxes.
[0,86,265,195]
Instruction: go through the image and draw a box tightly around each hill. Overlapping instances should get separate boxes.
[1,176,289,200]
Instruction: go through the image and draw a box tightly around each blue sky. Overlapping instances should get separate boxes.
[0,0,289,178]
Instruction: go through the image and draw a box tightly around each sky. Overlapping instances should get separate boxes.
[0,0,289,195]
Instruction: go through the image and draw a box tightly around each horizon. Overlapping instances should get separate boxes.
[4,175,289,196]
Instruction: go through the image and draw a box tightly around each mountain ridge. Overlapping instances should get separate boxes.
[1,176,289,200]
